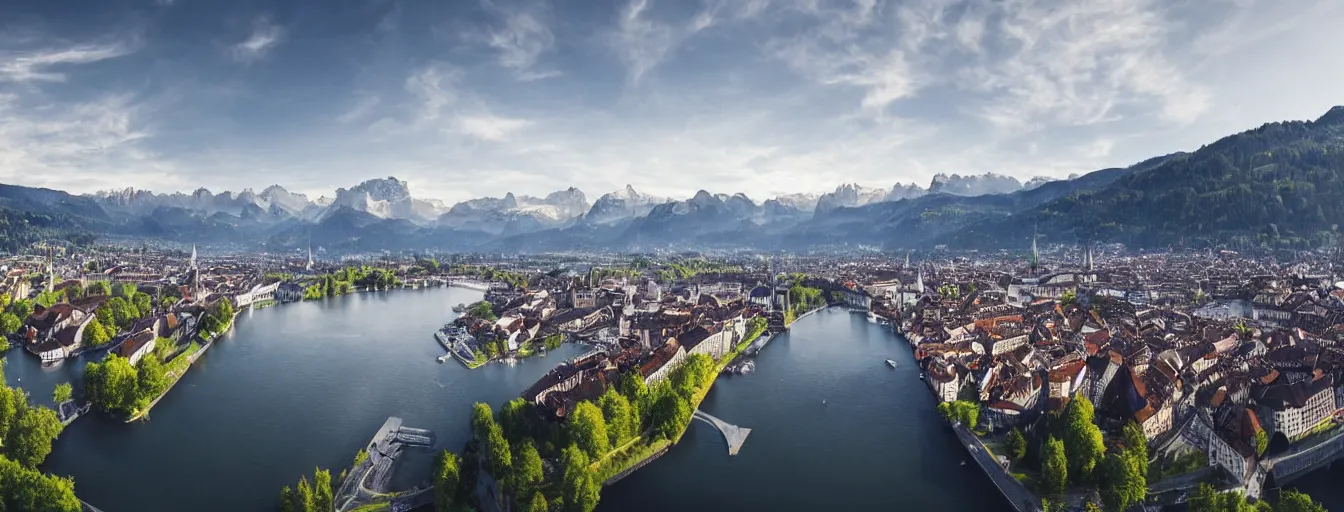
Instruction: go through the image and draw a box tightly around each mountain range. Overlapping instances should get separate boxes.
[3,106,1343,253]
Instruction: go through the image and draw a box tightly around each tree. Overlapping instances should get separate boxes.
[512,440,545,502]
[83,354,139,414]
[1121,421,1148,479]
[567,401,610,460]
[62,282,83,302]
[1278,489,1327,512]
[559,444,599,512]
[649,386,691,441]
[0,312,20,335]
[82,317,111,347]
[499,397,533,444]
[5,406,64,468]
[0,454,81,512]
[618,372,649,420]
[1255,429,1268,456]
[1098,452,1145,512]
[433,450,461,512]
[486,424,513,485]
[86,281,110,297]
[136,355,169,400]
[1187,484,1219,512]
[598,388,637,447]
[131,292,153,318]
[6,299,32,320]
[280,486,295,512]
[1006,428,1027,462]
[313,468,333,512]
[1061,396,1106,484]
[0,387,15,443]
[103,297,134,330]
[1040,436,1068,499]
[293,475,315,512]
[52,383,72,404]
[115,283,137,300]
[471,402,495,441]
[528,491,549,512]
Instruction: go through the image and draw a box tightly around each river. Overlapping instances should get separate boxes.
[601,307,1010,511]
[3,286,585,512]
[2,293,1338,510]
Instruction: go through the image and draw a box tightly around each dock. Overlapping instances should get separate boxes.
[334,417,437,512]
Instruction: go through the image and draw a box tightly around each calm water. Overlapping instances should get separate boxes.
[601,308,1011,511]
[4,296,1338,511]
[4,286,584,512]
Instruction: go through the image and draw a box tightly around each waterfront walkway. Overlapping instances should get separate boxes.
[334,417,436,512]
[952,422,1042,512]
[1266,426,1344,486]
[692,410,750,456]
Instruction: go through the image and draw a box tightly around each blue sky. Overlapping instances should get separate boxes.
[1,0,1341,204]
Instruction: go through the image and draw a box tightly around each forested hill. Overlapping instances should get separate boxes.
[946,106,1344,250]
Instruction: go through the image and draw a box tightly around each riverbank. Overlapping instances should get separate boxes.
[126,311,238,422]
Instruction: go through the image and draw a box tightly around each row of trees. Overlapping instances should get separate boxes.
[279,467,334,512]
[83,352,171,416]
[1188,484,1326,512]
[199,300,235,335]
[449,265,530,290]
[935,400,980,429]
[462,353,719,512]
[1032,396,1144,512]
[0,365,77,511]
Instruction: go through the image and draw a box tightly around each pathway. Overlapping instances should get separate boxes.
[692,409,751,456]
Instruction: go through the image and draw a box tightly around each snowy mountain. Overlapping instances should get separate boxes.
[928,173,1024,196]
[815,184,889,213]
[438,188,590,235]
[582,185,668,225]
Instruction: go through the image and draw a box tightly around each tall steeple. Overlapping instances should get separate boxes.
[306,243,315,272]
[1030,231,1039,271]
[904,251,911,269]
[1086,246,1094,272]
[46,249,54,293]
[915,265,924,293]
[189,244,198,269]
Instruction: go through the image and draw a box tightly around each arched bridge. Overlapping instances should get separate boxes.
[693,410,751,456]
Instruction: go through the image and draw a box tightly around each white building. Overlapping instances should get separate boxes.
[233,282,280,308]
[1261,378,1337,443]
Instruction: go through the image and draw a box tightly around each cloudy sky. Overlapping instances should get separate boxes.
[1,0,1341,204]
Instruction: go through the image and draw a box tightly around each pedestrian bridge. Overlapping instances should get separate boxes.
[693,410,750,456]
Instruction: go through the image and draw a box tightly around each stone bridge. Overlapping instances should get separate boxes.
[693,410,750,456]
[1266,427,1344,486]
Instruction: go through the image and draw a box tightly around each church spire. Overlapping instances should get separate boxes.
[915,265,924,293]
[1030,231,1039,270]
[306,243,315,272]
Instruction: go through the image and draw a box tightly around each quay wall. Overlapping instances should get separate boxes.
[602,444,671,486]
[951,422,1043,512]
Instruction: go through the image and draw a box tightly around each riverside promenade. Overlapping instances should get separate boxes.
[952,422,1042,512]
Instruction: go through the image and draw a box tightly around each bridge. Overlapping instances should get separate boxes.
[1265,426,1344,486]
[335,417,437,512]
[692,410,751,456]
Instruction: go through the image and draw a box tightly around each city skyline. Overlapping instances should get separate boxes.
[2,0,1341,203]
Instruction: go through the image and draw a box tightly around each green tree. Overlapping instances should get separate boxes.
[83,354,139,414]
[1187,484,1219,512]
[1006,428,1027,462]
[313,468,333,512]
[52,383,72,404]
[471,402,495,441]
[486,423,513,485]
[62,282,82,302]
[0,387,16,443]
[1121,421,1148,479]
[433,450,461,512]
[1040,436,1068,499]
[0,454,81,512]
[1278,489,1327,512]
[5,406,63,468]
[559,444,599,512]
[294,475,315,512]
[103,296,134,330]
[136,355,169,400]
[568,401,610,460]
[598,388,637,447]
[82,317,111,347]
[131,292,152,318]
[1098,452,1145,512]
[527,491,549,512]
[1255,429,1268,456]
[6,299,32,320]
[512,440,545,502]
[618,372,649,420]
[499,397,533,444]
[280,486,295,512]
[1061,396,1106,484]
[649,386,691,440]
[0,312,20,335]
[115,283,137,299]
[86,281,110,297]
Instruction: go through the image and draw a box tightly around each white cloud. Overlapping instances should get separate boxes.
[230,16,284,64]
[0,43,133,82]
[608,0,727,83]
[481,1,558,79]
[456,115,532,141]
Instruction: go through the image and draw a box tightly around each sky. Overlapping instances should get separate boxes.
[1,0,1342,205]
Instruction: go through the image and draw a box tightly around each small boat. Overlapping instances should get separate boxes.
[867,311,878,323]
[961,460,966,466]
[919,373,925,380]
[886,359,898,368]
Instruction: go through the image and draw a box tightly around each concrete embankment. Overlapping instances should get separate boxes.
[951,422,1043,512]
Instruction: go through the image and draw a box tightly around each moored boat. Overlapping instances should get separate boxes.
[885,359,898,368]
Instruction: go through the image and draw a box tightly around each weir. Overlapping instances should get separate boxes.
[692,410,751,456]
